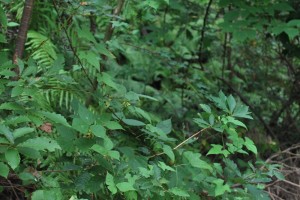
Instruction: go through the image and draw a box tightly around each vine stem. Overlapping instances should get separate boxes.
[149,127,209,158]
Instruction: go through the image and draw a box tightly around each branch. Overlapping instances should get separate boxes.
[149,127,209,158]
[12,0,35,79]
[218,77,277,139]
[104,0,125,42]
[52,0,95,89]
[198,0,213,69]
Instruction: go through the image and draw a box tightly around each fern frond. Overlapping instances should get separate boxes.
[26,30,57,67]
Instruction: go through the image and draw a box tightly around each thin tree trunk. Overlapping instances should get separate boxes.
[85,0,125,107]
[13,0,35,78]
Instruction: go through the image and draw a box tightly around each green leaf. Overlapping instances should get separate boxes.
[17,137,61,152]
[90,124,106,138]
[11,86,23,97]
[213,179,231,196]
[39,111,70,127]
[108,150,120,160]
[91,144,107,155]
[207,144,230,157]
[244,137,257,155]
[163,145,175,161]
[0,6,7,29]
[116,182,135,192]
[78,105,95,125]
[284,28,299,40]
[158,161,175,172]
[0,162,9,178]
[5,149,20,170]
[95,44,115,59]
[200,104,211,113]
[246,184,270,200]
[183,151,212,172]
[13,127,35,139]
[72,118,89,133]
[226,116,247,129]
[157,119,172,134]
[0,102,23,110]
[104,121,123,130]
[0,124,14,143]
[169,187,190,197]
[122,119,145,126]
[138,165,154,178]
[232,105,253,119]
[287,19,300,27]
[227,95,236,113]
[106,172,117,194]
[145,0,160,10]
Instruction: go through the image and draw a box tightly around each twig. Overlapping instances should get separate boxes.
[149,127,209,158]
[7,179,20,200]
[52,0,95,89]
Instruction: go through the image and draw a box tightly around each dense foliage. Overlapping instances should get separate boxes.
[1,0,299,199]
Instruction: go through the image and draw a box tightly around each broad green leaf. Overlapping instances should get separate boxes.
[169,187,190,197]
[39,111,70,127]
[287,19,300,27]
[13,127,35,139]
[7,22,19,27]
[232,105,253,119]
[130,107,152,123]
[11,86,23,97]
[0,6,7,29]
[145,0,160,10]
[122,119,145,126]
[246,184,270,200]
[106,172,117,194]
[200,104,211,113]
[207,144,230,157]
[158,161,175,172]
[244,137,257,155]
[0,124,14,143]
[77,25,97,43]
[157,119,172,134]
[183,151,212,172]
[90,124,106,138]
[17,137,61,152]
[0,102,23,110]
[274,170,285,180]
[116,182,135,192]
[104,121,123,130]
[0,162,9,178]
[5,149,20,170]
[95,44,115,59]
[91,144,106,155]
[138,165,154,178]
[99,73,120,92]
[226,116,247,129]
[213,179,231,196]
[72,118,89,133]
[78,105,95,125]
[193,118,210,128]
[163,145,175,161]
[284,28,299,40]
[227,95,236,113]
[108,150,120,160]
